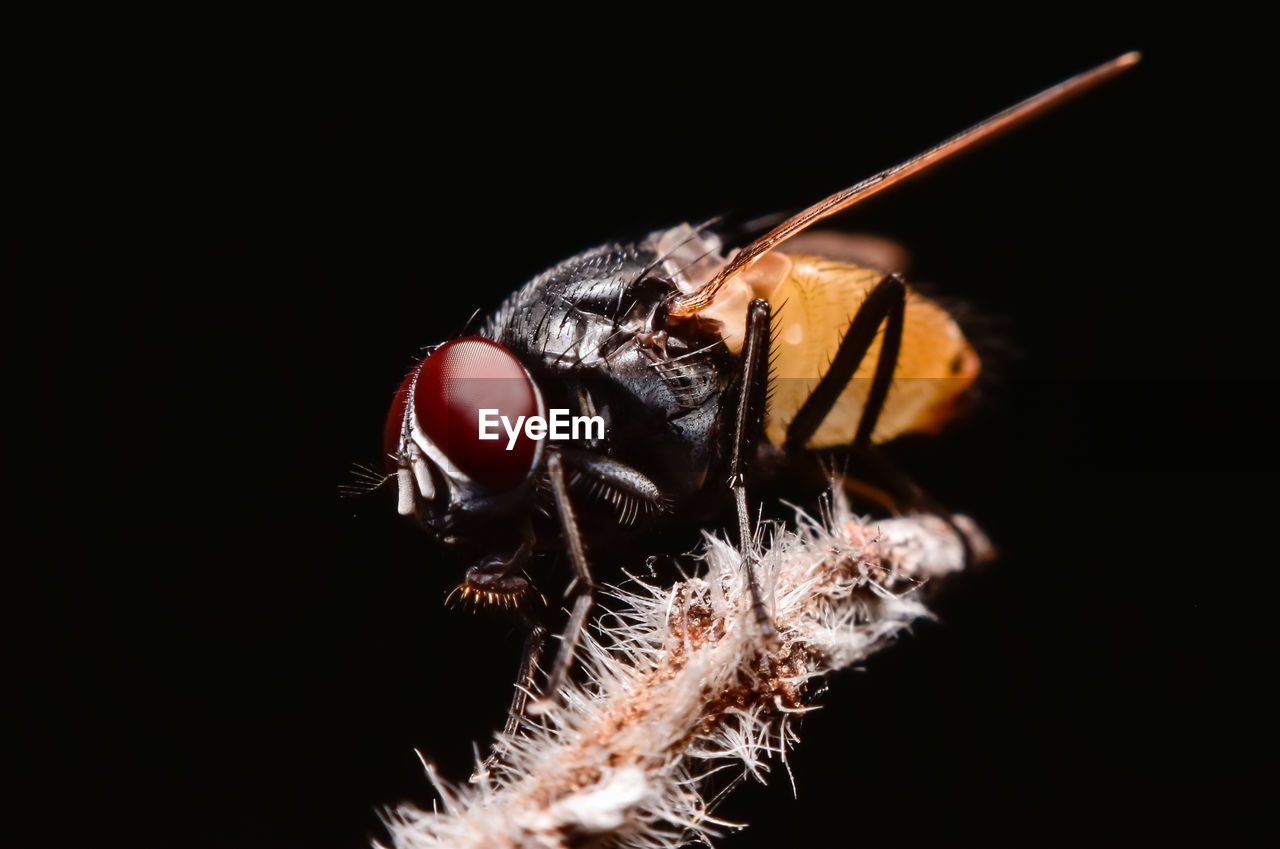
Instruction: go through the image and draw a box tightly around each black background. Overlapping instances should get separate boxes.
[10,21,1274,849]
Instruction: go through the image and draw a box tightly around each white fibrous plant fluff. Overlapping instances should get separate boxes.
[380,490,987,849]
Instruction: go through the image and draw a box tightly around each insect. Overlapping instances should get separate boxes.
[382,54,1139,740]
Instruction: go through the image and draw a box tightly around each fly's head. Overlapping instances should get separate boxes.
[385,336,545,545]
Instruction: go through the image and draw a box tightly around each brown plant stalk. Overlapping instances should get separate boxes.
[381,491,986,848]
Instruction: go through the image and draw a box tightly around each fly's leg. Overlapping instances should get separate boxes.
[730,298,776,640]
[846,444,981,564]
[781,274,977,563]
[555,449,666,519]
[837,473,904,515]
[473,612,547,782]
[453,529,550,778]
[784,272,906,452]
[529,451,596,714]
[518,452,664,714]
[498,616,548,749]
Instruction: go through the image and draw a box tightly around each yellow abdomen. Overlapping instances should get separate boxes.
[764,255,979,447]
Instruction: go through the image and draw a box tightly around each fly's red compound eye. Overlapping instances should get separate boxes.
[383,367,416,471]
[413,337,540,489]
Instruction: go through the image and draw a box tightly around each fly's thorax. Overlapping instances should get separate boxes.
[475,233,739,518]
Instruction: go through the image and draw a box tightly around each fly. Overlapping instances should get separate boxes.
[380,53,1139,758]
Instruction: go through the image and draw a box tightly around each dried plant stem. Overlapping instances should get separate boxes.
[381,492,985,848]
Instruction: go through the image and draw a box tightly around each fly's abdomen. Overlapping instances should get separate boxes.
[687,249,979,449]
[765,255,979,447]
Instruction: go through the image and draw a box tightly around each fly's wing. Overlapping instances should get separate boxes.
[667,52,1139,318]
[778,231,909,276]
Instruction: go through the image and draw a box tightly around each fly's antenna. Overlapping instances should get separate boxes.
[458,307,484,337]
[338,461,392,498]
